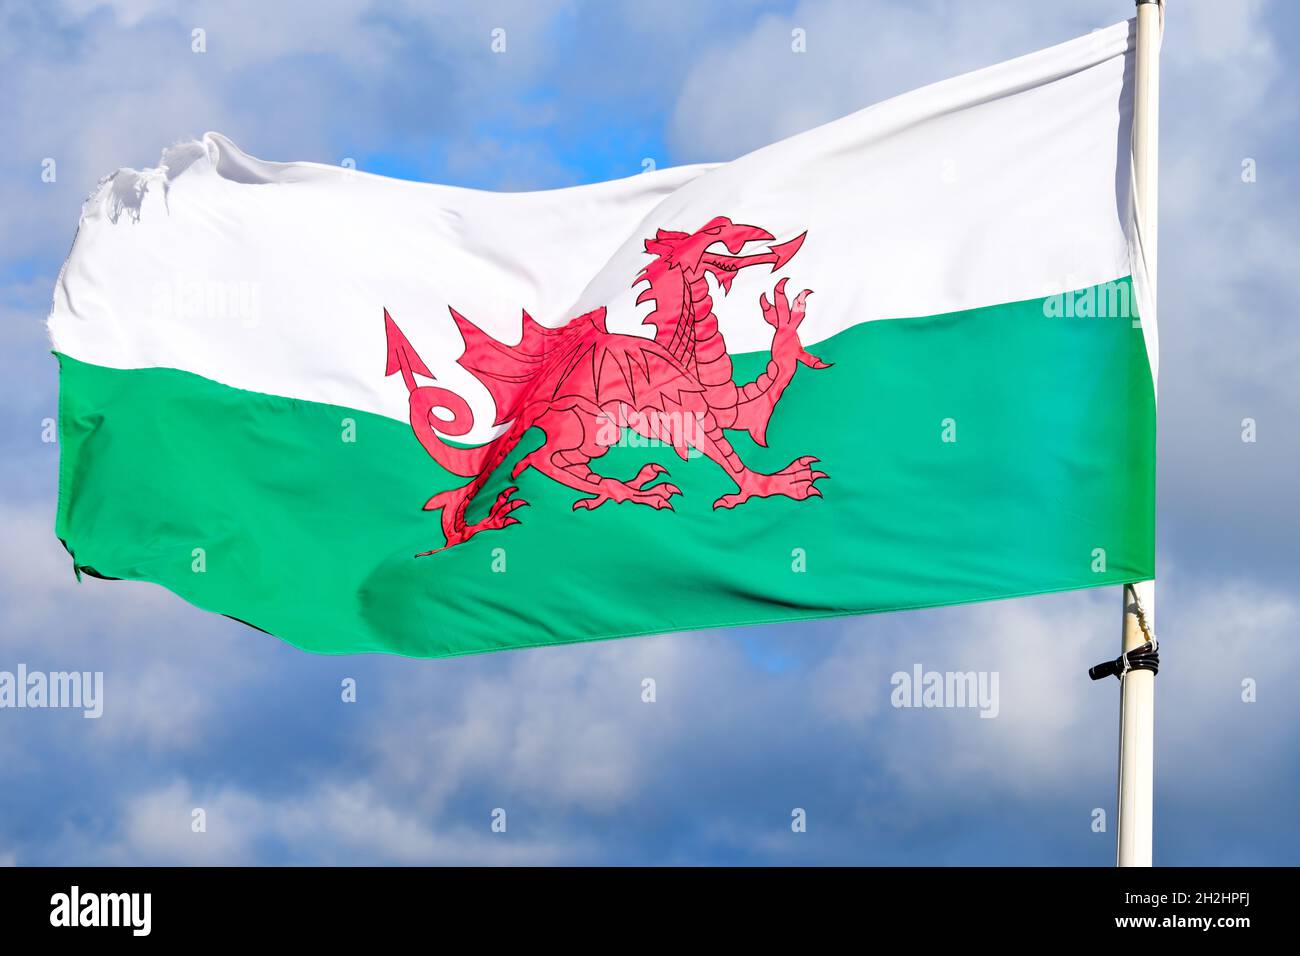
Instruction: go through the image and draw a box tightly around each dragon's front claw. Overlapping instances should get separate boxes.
[760,280,813,332]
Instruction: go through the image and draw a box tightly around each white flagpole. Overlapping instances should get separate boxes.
[1116,0,1162,868]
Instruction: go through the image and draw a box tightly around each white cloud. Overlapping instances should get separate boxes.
[817,591,1115,796]
[95,777,584,864]
[667,0,1130,162]
[0,503,270,752]
[364,632,745,814]
[0,0,578,264]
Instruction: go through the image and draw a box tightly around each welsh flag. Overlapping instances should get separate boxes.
[49,20,1155,658]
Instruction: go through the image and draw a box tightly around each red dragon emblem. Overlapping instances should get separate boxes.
[384,216,829,554]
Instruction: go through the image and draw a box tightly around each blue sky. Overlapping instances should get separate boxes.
[2,0,1298,865]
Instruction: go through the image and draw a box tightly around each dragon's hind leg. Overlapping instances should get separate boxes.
[538,453,680,512]
[516,407,681,512]
[418,482,527,555]
[711,455,826,510]
[686,408,827,510]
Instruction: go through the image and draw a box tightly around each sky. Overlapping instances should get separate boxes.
[1,0,1298,865]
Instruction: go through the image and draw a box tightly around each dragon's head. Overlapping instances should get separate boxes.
[632,218,806,341]
[635,216,805,298]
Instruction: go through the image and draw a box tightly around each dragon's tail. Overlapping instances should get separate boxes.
[386,309,491,478]
[408,385,489,478]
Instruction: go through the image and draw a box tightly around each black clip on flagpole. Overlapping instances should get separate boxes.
[1089,640,1160,681]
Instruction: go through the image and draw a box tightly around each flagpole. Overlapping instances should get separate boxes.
[1116,0,1162,868]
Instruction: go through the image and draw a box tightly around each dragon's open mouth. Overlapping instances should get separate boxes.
[699,232,808,290]
[702,251,749,273]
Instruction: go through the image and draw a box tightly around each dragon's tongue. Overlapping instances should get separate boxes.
[768,232,807,270]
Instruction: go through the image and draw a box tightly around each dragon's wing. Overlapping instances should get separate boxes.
[450,307,584,426]
[544,333,704,410]
[567,334,707,461]
[453,306,705,431]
